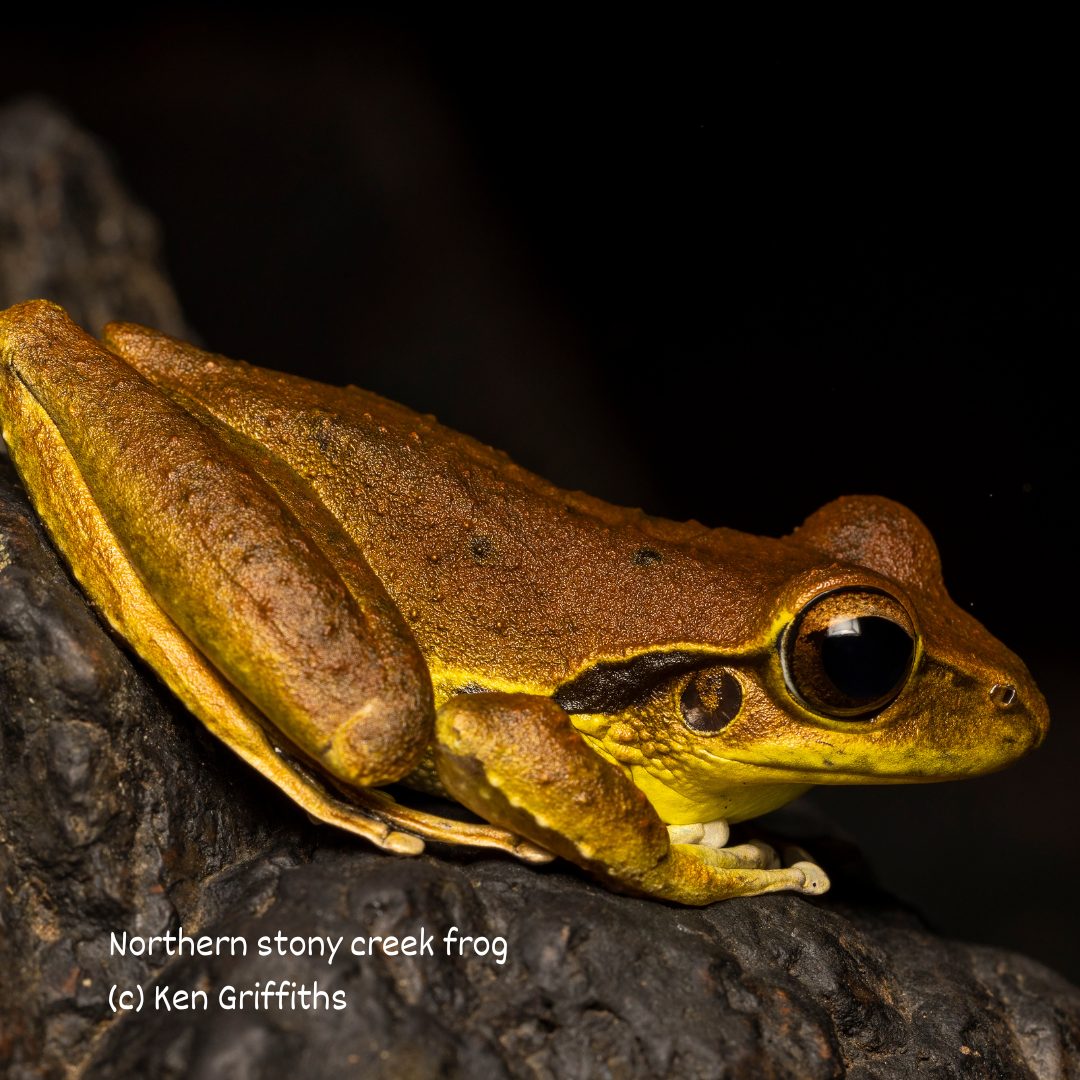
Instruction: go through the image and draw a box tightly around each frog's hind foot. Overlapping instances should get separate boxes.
[342,785,555,864]
[253,741,426,854]
[265,734,552,863]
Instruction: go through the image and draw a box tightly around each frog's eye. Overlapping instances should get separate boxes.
[680,669,742,733]
[782,589,915,719]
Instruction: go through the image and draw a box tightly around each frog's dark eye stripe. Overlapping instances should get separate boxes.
[554,651,709,714]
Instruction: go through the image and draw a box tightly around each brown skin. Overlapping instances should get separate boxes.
[0,300,1049,903]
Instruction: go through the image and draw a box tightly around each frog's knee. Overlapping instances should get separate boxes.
[323,696,433,788]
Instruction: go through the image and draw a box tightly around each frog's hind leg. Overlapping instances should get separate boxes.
[197,693,427,854]
[2,301,436,791]
[433,692,830,904]
[0,302,429,852]
[233,726,551,861]
[342,786,554,864]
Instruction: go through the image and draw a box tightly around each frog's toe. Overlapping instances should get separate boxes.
[715,841,780,868]
[514,840,557,864]
[790,860,831,895]
[666,817,729,849]
[384,830,427,855]
[780,843,816,868]
[777,843,829,892]
[674,839,780,871]
[665,821,782,869]
[701,819,731,850]
[667,823,704,844]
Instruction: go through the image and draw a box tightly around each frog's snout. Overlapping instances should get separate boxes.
[991,675,1051,758]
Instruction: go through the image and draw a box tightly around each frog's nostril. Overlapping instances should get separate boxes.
[990,683,1017,708]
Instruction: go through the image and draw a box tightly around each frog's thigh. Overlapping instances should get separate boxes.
[433,693,829,904]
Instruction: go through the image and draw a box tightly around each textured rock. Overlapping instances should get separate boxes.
[72,849,1080,1080]
[0,96,193,339]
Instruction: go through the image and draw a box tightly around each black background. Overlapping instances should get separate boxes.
[4,10,1075,977]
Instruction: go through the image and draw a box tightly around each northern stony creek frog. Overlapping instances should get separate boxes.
[0,301,1049,903]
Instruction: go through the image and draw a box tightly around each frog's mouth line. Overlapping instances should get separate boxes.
[693,750,1033,785]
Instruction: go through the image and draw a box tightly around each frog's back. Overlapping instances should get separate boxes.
[103,325,831,693]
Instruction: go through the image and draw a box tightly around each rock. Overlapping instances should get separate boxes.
[3,100,1079,1080]
[71,850,1080,1080]
[0,97,193,339]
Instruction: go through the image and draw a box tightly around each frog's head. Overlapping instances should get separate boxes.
[560,496,1049,824]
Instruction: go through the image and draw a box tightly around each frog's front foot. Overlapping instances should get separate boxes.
[665,822,829,894]
[671,840,830,896]
[434,691,831,905]
[668,820,776,867]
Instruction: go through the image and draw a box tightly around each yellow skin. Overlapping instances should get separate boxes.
[0,301,1049,904]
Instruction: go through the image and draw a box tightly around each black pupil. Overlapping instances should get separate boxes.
[821,616,913,700]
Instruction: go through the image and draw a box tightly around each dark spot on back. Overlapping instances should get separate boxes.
[632,547,662,567]
[468,536,495,564]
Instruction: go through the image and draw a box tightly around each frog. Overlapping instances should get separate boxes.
[0,300,1049,904]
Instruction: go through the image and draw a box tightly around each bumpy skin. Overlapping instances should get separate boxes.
[0,301,1050,904]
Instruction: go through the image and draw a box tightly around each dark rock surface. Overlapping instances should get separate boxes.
[3,420,1080,1080]
[0,97,193,339]
[75,851,1080,1080]
[3,99,1080,1080]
